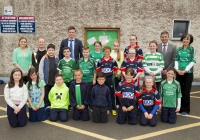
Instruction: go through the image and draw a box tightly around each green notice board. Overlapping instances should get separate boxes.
[84,28,120,50]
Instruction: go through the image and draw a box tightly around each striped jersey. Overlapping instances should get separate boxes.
[142,52,164,82]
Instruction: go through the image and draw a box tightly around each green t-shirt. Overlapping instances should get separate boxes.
[175,46,196,73]
[142,52,164,82]
[77,57,96,82]
[26,80,46,108]
[57,58,76,82]
[160,80,182,108]
[90,50,104,65]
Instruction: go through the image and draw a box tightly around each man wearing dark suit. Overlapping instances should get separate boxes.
[59,26,83,61]
[157,31,177,79]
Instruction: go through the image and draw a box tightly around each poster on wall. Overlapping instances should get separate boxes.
[0,16,17,33]
[84,27,120,50]
[18,16,35,33]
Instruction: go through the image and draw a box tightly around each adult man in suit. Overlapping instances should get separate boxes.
[59,26,83,61]
[157,31,177,79]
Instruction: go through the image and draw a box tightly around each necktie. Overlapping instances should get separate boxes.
[70,40,73,58]
[163,45,166,54]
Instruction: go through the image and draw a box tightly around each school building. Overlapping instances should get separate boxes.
[0,0,199,80]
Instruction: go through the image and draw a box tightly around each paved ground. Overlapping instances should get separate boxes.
[0,84,200,140]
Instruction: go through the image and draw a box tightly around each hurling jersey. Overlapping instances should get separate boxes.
[160,80,182,108]
[142,52,164,82]
[96,56,118,77]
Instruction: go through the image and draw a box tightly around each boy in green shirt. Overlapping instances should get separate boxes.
[77,46,96,107]
[57,47,76,87]
[48,74,70,122]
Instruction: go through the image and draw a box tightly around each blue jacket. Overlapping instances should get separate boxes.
[39,54,59,84]
[69,80,89,107]
[59,38,83,61]
[91,84,112,110]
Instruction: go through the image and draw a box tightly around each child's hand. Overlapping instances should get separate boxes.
[158,107,162,112]
[35,105,40,110]
[175,108,180,112]
[148,114,153,119]
[122,106,127,112]
[107,110,110,114]
[31,106,37,111]
[76,105,81,110]
[90,110,93,112]
[80,105,85,110]
[14,107,21,114]
[127,106,134,111]
[144,112,149,119]
[92,79,96,85]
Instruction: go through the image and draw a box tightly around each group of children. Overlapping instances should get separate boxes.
[4,37,182,128]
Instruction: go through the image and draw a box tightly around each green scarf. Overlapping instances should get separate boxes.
[75,85,82,106]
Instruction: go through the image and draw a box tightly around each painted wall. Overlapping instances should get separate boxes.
[0,0,199,80]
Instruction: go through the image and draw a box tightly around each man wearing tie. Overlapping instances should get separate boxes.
[59,26,83,61]
[157,31,177,79]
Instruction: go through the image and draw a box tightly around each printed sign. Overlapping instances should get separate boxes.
[18,16,35,33]
[0,16,17,33]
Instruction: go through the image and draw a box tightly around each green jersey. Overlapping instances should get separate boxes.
[90,50,104,65]
[160,79,182,108]
[26,80,46,108]
[57,58,76,82]
[77,57,96,82]
[142,52,164,82]
[175,46,196,73]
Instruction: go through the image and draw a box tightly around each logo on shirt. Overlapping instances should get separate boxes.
[55,93,62,100]
[102,68,112,73]
[143,100,154,106]
[122,92,134,99]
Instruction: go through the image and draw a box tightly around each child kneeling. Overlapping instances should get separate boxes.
[48,74,70,122]
[69,69,90,121]
[160,68,182,124]
[138,76,161,127]
[91,72,111,123]
[115,68,140,125]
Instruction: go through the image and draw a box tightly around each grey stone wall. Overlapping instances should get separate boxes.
[0,0,199,80]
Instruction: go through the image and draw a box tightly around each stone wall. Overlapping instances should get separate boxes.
[0,0,199,80]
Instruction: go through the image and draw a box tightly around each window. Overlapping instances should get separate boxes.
[171,20,190,40]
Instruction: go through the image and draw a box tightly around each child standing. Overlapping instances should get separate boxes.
[160,68,182,124]
[124,34,143,61]
[39,44,59,107]
[69,69,90,121]
[57,47,76,87]
[91,72,112,123]
[121,48,144,86]
[4,68,28,127]
[26,68,48,122]
[77,46,96,105]
[90,41,104,65]
[110,41,124,89]
[142,40,164,91]
[96,46,118,116]
[138,76,161,127]
[48,74,70,122]
[115,68,140,125]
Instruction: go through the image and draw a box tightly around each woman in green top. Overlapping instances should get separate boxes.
[175,34,196,116]
[90,41,104,65]
[12,37,32,83]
